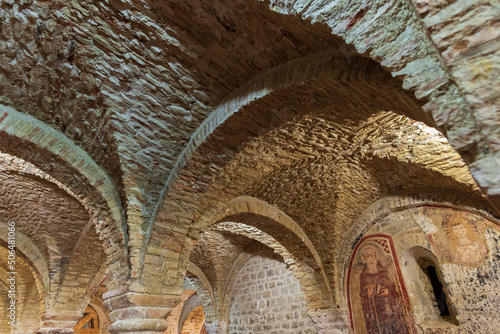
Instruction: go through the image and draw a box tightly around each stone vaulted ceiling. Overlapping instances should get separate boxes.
[0,0,499,333]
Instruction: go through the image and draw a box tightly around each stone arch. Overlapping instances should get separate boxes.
[263,0,500,211]
[0,168,109,333]
[0,254,41,333]
[207,196,324,269]
[193,197,340,333]
[207,196,331,293]
[89,297,112,334]
[179,296,203,334]
[143,24,479,320]
[186,262,217,325]
[146,49,432,273]
[0,154,113,331]
[166,289,199,334]
[0,105,124,227]
[148,0,492,230]
[211,222,336,332]
[260,0,482,154]
[0,244,46,330]
[0,224,49,293]
[146,0,499,280]
[181,305,206,334]
[150,48,432,223]
[0,105,128,291]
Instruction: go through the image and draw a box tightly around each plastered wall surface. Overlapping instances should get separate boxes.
[345,206,500,334]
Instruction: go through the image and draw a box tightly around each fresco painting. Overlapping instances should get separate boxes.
[420,207,491,267]
[347,234,415,334]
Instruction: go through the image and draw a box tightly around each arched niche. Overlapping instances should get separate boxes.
[339,195,500,333]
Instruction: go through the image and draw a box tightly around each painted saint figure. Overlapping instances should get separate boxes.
[359,245,410,334]
[450,221,487,266]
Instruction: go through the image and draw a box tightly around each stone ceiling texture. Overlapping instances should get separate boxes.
[0,171,90,260]
[0,0,499,332]
[190,230,257,297]
[0,154,106,332]
[162,108,489,301]
[0,247,40,334]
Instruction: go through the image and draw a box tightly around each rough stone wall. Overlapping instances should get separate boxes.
[413,0,500,203]
[228,254,317,334]
[0,1,499,333]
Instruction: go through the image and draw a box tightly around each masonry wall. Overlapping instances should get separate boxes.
[228,253,317,334]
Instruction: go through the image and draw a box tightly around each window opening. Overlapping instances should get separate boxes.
[423,265,450,316]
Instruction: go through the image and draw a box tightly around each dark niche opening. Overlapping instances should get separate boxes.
[416,255,457,325]
[422,264,450,316]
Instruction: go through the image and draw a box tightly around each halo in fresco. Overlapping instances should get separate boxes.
[421,207,491,267]
[347,234,416,334]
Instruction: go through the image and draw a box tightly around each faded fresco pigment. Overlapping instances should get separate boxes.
[1,0,499,333]
[347,235,416,334]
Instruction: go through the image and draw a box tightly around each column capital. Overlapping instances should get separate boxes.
[37,312,81,334]
[104,290,181,334]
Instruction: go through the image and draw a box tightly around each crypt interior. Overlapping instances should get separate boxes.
[0,0,499,333]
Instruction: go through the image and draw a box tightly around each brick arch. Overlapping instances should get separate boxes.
[336,190,500,304]
[205,196,330,288]
[0,254,41,333]
[0,166,111,333]
[151,48,430,224]
[0,105,124,227]
[0,242,47,332]
[89,297,112,334]
[263,0,500,211]
[155,193,341,331]
[0,153,114,331]
[147,0,498,279]
[262,0,482,153]
[179,296,203,334]
[0,105,128,291]
[211,222,335,333]
[208,196,324,269]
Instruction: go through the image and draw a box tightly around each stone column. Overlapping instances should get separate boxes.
[104,287,180,334]
[37,313,81,334]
